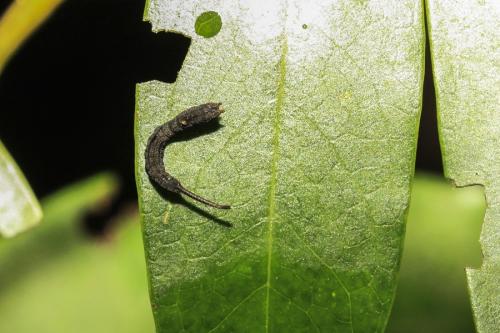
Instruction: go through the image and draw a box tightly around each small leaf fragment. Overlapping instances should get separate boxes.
[194,11,222,38]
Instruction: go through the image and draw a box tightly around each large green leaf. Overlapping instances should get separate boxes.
[136,1,424,331]
[0,140,42,237]
[426,1,499,332]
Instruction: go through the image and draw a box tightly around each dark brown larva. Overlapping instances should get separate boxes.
[145,103,230,209]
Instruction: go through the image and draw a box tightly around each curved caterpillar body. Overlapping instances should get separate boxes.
[145,103,230,209]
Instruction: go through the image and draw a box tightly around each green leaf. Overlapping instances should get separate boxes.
[426,1,500,332]
[0,173,154,332]
[136,1,424,331]
[0,140,42,238]
[387,173,484,333]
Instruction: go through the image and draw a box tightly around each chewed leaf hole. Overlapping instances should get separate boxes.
[195,11,222,38]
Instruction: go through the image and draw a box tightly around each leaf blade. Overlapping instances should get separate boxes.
[426,1,500,332]
[137,1,425,331]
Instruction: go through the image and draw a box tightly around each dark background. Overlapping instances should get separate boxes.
[0,0,442,227]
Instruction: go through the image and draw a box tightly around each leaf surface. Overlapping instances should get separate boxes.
[0,140,42,238]
[426,1,500,332]
[136,1,424,331]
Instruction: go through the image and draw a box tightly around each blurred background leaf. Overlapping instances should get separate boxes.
[0,173,154,333]
[388,173,484,333]
[0,0,64,74]
[0,140,42,237]
[0,0,66,237]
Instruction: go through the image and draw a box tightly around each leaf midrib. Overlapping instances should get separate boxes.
[264,27,289,333]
